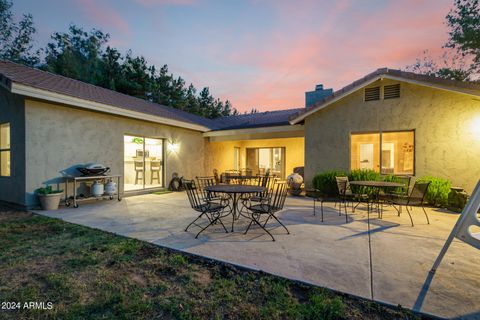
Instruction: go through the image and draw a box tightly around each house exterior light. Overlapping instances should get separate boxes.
[168,141,180,153]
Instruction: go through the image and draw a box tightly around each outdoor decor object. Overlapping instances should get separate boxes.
[447,187,469,212]
[77,163,110,176]
[287,172,303,196]
[37,186,63,210]
[64,174,122,208]
[104,179,117,196]
[169,172,185,191]
[91,180,105,197]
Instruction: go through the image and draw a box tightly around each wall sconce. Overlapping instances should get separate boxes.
[167,141,180,153]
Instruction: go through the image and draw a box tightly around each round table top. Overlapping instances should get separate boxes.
[349,180,404,188]
[205,184,265,193]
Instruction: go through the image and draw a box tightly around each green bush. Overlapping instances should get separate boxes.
[417,176,451,207]
[348,169,381,195]
[312,170,347,196]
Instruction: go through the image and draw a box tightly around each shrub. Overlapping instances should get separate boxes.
[417,176,451,207]
[348,169,381,182]
[312,170,347,196]
[348,169,381,195]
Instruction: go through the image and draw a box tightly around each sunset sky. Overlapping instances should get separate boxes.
[14,0,453,112]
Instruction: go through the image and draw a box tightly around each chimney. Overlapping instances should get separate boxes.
[305,84,333,108]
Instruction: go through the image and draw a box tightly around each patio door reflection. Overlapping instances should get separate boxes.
[245,147,285,178]
[124,135,164,191]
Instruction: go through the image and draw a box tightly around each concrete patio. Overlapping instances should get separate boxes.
[36,192,480,319]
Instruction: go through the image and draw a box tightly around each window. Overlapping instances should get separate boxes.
[233,147,240,171]
[351,131,414,175]
[384,84,400,99]
[123,135,164,191]
[246,147,286,178]
[364,86,380,101]
[0,123,10,177]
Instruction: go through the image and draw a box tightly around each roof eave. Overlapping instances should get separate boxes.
[10,82,211,132]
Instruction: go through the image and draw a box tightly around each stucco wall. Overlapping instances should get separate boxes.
[24,99,206,207]
[205,137,305,178]
[0,87,26,206]
[304,79,480,193]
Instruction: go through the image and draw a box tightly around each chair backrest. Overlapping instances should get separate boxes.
[408,181,430,205]
[269,181,288,212]
[196,176,217,199]
[335,176,349,196]
[392,175,412,194]
[134,160,144,170]
[151,160,162,170]
[184,180,204,210]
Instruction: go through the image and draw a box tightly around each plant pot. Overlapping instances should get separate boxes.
[39,193,63,210]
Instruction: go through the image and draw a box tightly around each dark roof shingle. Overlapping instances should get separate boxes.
[0,60,216,130]
[212,108,304,131]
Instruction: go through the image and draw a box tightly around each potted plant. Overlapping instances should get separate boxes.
[37,186,63,210]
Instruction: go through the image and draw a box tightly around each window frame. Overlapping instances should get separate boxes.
[349,129,415,176]
[0,122,11,178]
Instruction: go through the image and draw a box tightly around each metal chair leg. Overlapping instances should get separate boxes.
[270,214,289,234]
[422,205,430,224]
[185,213,205,231]
[321,200,324,222]
[406,206,414,227]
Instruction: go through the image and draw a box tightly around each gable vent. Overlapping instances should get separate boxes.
[364,86,380,101]
[384,84,400,99]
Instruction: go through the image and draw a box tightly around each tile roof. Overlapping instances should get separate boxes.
[291,67,480,124]
[212,108,304,130]
[0,60,216,130]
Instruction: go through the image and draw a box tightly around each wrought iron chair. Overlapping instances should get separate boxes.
[184,180,230,238]
[196,176,220,201]
[391,181,431,227]
[336,176,369,215]
[312,189,348,223]
[242,181,289,241]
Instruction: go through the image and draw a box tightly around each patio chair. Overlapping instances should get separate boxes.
[312,190,348,223]
[184,180,230,238]
[390,181,431,227]
[335,176,369,214]
[242,181,289,241]
[196,176,224,204]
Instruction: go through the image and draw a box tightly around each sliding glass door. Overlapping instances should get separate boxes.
[245,147,285,178]
[124,135,164,191]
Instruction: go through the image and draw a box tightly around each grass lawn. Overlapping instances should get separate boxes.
[0,208,423,320]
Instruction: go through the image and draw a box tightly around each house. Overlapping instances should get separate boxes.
[1,60,479,209]
[290,68,480,192]
[0,60,306,209]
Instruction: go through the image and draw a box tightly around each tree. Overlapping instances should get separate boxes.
[1,1,238,118]
[406,0,479,80]
[0,0,38,66]
[446,0,480,72]
[42,25,109,84]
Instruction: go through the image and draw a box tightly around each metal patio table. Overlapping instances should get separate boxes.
[349,180,404,215]
[205,184,265,232]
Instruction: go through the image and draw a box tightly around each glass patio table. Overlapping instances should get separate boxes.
[205,184,265,232]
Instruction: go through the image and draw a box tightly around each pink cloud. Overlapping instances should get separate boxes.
[206,0,453,112]
[76,0,130,35]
